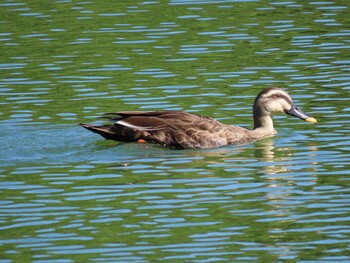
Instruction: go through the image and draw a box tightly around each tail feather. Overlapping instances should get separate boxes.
[79,123,147,142]
[79,124,119,140]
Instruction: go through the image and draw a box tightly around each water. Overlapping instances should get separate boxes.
[1,0,350,262]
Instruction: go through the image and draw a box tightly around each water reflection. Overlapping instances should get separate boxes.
[254,136,320,177]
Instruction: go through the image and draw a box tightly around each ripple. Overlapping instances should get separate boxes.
[1,0,350,262]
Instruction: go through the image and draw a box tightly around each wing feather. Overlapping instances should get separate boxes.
[116,116,169,131]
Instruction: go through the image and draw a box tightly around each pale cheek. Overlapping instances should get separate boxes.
[267,101,283,112]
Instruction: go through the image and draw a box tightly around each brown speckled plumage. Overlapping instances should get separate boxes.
[80,88,316,149]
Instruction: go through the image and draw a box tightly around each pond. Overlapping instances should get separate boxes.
[1,0,350,262]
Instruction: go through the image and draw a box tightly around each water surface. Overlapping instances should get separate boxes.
[1,0,350,262]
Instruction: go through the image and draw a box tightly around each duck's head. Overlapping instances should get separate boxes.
[254,87,317,123]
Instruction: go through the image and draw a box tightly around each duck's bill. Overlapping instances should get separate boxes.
[285,105,317,123]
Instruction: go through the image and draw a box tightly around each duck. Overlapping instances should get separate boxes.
[80,87,317,149]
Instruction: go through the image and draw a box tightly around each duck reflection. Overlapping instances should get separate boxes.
[253,137,291,175]
[254,137,318,175]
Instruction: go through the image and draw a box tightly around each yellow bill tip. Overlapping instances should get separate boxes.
[305,117,317,123]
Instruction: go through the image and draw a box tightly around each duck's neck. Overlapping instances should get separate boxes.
[252,110,276,137]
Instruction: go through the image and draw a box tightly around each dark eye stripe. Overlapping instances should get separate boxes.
[268,93,292,105]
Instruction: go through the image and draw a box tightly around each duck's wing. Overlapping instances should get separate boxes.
[81,111,205,145]
[101,111,182,130]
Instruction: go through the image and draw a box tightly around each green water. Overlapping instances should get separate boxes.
[1,0,350,262]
